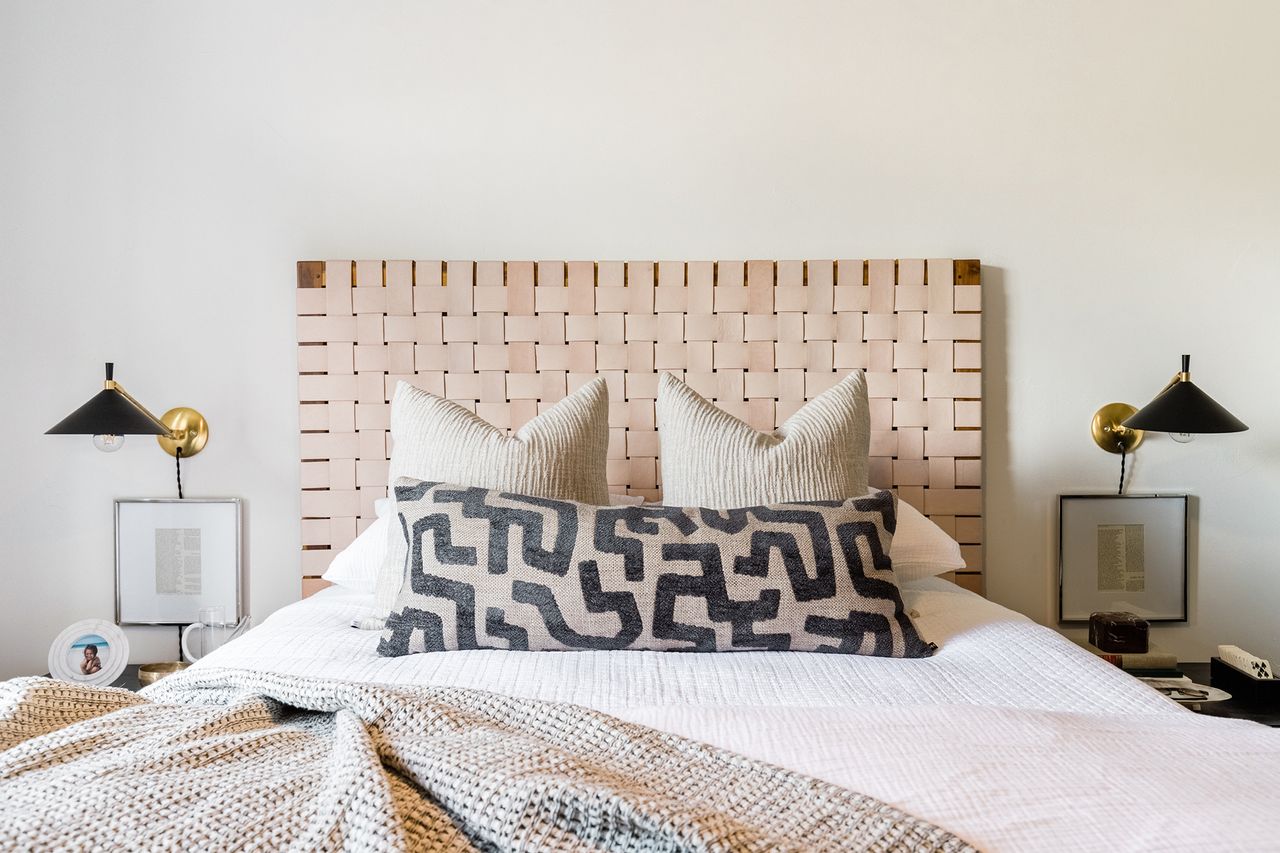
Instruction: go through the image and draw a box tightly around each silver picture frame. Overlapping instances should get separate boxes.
[114,498,243,626]
[1058,493,1188,624]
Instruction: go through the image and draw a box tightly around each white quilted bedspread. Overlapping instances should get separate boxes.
[0,672,973,852]
[197,578,1280,851]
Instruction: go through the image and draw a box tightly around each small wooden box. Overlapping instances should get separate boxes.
[1088,612,1149,653]
[1210,657,1280,705]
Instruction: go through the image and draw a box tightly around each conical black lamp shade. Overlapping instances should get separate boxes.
[1122,355,1247,434]
[45,363,170,436]
[45,388,171,436]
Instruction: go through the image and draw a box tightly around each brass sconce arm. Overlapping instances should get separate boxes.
[103,377,171,434]
[104,376,209,458]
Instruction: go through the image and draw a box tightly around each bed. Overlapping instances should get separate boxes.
[3,258,1277,851]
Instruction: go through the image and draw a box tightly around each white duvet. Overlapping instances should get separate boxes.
[196,578,1280,851]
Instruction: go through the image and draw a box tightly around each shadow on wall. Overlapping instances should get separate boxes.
[981,263,1058,622]
[975,265,1037,615]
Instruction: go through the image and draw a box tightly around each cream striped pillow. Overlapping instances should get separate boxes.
[365,378,610,626]
[656,371,870,509]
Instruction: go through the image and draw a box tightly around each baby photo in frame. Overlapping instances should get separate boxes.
[48,619,129,686]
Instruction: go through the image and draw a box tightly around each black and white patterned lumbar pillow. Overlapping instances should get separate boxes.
[379,480,933,657]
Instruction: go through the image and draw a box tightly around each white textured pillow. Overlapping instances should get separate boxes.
[368,378,611,624]
[656,371,870,509]
[320,499,391,594]
[890,497,966,581]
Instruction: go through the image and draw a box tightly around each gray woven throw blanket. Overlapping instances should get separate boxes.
[0,668,975,852]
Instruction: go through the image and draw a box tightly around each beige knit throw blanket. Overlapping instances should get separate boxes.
[0,668,975,852]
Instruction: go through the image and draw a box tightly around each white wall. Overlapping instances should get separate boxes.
[2,1,1277,679]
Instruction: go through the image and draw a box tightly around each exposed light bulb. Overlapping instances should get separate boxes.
[1169,433,1195,444]
[93,434,125,453]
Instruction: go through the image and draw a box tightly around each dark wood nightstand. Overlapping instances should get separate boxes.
[1180,662,1280,727]
[109,664,143,692]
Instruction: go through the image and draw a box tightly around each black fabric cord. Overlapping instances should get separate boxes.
[176,446,184,500]
[1117,447,1126,496]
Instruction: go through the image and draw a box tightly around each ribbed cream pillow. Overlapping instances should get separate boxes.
[656,371,869,509]
[366,378,610,625]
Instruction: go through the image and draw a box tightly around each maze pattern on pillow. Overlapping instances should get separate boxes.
[379,480,933,657]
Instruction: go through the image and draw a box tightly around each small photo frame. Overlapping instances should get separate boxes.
[1059,494,1188,623]
[48,619,129,686]
[115,498,242,626]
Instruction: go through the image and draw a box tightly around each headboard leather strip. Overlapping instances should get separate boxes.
[295,258,983,597]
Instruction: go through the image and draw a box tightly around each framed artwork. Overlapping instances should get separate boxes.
[1059,494,1188,623]
[115,498,242,626]
[48,619,129,686]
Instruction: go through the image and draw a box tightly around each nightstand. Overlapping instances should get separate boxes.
[42,664,143,693]
[1180,662,1280,727]
[108,664,143,691]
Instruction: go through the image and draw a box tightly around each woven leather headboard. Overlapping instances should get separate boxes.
[296,258,982,596]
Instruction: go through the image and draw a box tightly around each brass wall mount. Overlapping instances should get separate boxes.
[1091,402,1145,454]
[157,407,209,458]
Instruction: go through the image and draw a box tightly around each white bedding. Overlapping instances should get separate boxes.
[196,578,1280,851]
